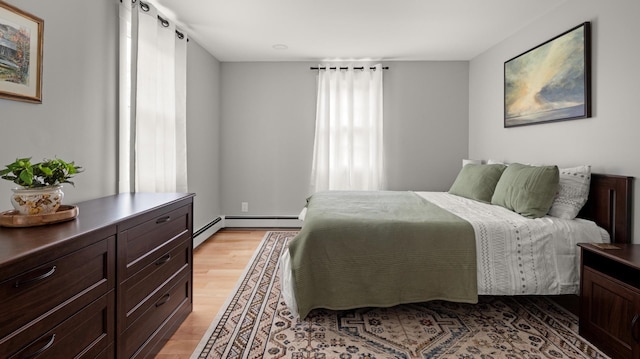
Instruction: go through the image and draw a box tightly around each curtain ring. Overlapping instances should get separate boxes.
[176,30,185,40]
[157,15,170,27]
[140,1,149,12]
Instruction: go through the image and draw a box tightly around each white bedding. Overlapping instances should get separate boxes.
[280,192,608,314]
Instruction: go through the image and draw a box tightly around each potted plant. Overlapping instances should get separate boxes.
[0,157,83,215]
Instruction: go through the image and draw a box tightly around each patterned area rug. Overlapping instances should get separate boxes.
[191,231,609,359]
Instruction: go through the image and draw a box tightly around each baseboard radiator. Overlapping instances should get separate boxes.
[194,216,223,238]
[193,215,301,248]
[193,216,224,248]
[224,215,303,228]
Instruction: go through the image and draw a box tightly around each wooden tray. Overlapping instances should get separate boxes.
[0,205,78,228]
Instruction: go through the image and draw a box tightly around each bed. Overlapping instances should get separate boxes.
[280,164,633,319]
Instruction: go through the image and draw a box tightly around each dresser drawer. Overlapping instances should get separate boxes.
[119,237,191,331]
[95,344,115,359]
[0,236,115,338]
[0,290,114,359]
[120,272,191,358]
[119,204,191,280]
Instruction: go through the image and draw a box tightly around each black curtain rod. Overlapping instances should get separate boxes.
[311,66,389,71]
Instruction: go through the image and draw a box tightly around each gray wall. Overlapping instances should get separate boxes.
[220,62,317,216]
[220,61,469,216]
[385,62,469,192]
[0,0,118,208]
[469,0,640,241]
[0,0,223,240]
[186,41,223,241]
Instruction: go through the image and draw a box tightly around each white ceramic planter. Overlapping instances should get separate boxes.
[10,185,64,215]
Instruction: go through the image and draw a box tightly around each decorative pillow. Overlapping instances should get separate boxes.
[547,165,591,219]
[449,164,507,203]
[491,163,559,219]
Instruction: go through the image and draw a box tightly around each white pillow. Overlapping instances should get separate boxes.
[462,159,482,168]
[487,159,506,165]
[547,165,591,219]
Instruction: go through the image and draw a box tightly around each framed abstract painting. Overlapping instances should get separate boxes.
[504,22,591,128]
[0,1,43,103]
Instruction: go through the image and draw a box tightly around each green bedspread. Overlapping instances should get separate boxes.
[288,191,477,318]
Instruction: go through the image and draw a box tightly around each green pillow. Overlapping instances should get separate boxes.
[491,163,559,218]
[449,164,507,203]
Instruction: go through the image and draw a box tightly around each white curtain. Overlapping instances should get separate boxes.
[119,1,188,193]
[310,64,384,192]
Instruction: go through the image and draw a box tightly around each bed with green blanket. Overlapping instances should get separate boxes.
[280,172,629,319]
[287,191,478,319]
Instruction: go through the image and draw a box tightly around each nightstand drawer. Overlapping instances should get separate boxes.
[0,236,114,338]
[579,243,640,359]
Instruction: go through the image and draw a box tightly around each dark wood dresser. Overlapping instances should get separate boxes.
[579,243,640,359]
[0,192,194,359]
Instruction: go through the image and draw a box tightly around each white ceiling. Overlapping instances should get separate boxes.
[151,0,567,62]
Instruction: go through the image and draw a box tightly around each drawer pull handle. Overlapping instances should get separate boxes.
[155,254,172,265]
[156,216,171,224]
[633,314,640,342]
[14,266,57,288]
[23,334,55,359]
[156,293,171,307]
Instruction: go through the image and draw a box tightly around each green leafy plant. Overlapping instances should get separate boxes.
[0,157,83,188]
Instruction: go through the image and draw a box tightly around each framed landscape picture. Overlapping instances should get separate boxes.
[0,1,43,103]
[504,22,591,128]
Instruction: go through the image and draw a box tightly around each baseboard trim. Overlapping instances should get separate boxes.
[224,215,302,228]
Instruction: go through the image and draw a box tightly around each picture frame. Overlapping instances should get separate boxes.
[0,1,43,103]
[504,22,591,128]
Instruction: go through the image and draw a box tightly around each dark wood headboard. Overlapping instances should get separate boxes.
[578,173,633,243]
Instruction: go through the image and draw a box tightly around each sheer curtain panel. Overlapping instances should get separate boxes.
[310,64,384,192]
[119,1,187,193]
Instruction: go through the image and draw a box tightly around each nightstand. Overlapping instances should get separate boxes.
[578,243,640,359]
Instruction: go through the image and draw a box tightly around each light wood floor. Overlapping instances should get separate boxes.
[154,229,272,358]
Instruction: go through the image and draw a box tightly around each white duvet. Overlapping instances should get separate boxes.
[280,192,608,313]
